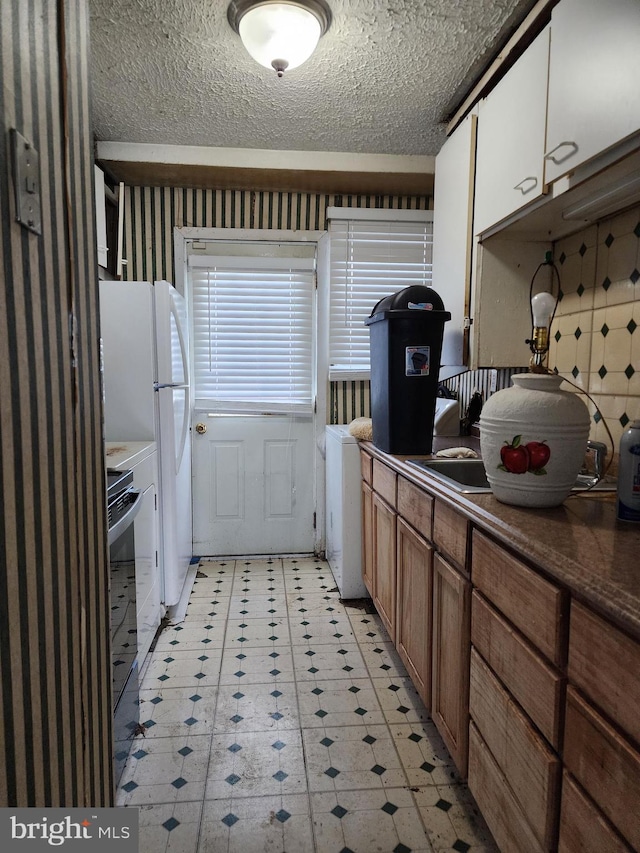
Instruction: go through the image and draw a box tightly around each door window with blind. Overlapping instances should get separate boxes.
[189,249,316,413]
[327,210,434,379]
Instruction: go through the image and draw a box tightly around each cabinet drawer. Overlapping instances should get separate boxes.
[472,530,567,667]
[397,476,433,541]
[558,771,632,853]
[360,449,373,485]
[372,459,397,507]
[471,592,564,749]
[568,602,640,744]
[564,686,640,851]
[433,499,468,570]
[470,649,560,850]
[468,722,545,853]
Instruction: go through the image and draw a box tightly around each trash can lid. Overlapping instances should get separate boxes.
[368,285,446,316]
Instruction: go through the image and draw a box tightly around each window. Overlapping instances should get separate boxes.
[189,252,315,413]
[328,209,434,379]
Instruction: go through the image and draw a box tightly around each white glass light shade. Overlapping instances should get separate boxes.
[531,290,557,328]
[238,3,322,74]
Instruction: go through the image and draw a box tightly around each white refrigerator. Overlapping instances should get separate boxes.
[100,280,193,608]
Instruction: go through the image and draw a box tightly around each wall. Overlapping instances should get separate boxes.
[122,185,431,423]
[0,0,112,806]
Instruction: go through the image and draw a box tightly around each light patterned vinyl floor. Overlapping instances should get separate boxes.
[117,557,498,853]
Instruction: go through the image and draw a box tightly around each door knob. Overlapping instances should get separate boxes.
[195,422,207,435]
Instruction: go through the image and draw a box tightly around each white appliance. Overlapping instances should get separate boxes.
[434,398,460,436]
[100,280,192,608]
[325,424,368,599]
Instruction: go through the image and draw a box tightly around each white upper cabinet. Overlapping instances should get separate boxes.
[545,0,640,183]
[432,110,477,373]
[474,27,550,236]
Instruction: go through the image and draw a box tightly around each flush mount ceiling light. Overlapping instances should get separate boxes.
[227,0,332,77]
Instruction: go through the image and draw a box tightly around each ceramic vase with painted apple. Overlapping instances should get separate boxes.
[479,373,590,508]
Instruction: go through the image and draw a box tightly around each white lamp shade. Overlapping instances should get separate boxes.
[238,3,322,72]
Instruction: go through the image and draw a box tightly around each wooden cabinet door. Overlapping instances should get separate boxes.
[432,552,471,775]
[558,771,632,853]
[545,0,640,182]
[373,492,397,642]
[564,686,640,850]
[361,480,374,597]
[433,499,469,574]
[469,649,561,851]
[474,27,549,235]
[396,517,433,709]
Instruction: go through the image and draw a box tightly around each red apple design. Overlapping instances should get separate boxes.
[525,441,550,474]
[499,436,530,474]
[498,435,550,476]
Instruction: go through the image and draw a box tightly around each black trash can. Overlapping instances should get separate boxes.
[365,285,451,455]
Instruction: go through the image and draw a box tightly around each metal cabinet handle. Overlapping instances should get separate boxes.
[544,140,579,165]
[513,176,538,194]
[195,422,207,435]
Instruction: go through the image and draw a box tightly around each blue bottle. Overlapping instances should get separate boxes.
[617,420,640,522]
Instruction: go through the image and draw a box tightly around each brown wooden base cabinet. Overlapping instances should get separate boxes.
[359,449,640,853]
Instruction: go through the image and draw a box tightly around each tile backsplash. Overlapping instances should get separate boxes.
[548,204,640,459]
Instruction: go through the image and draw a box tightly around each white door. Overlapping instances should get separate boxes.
[192,414,315,555]
[188,249,317,557]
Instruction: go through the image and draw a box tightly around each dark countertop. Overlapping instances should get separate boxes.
[361,440,640,642]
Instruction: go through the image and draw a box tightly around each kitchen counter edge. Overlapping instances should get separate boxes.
[105,440,157,471]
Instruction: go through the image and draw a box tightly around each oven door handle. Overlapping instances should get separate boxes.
[108,488,143,547]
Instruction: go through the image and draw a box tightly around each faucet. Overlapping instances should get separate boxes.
[585,440,608,481]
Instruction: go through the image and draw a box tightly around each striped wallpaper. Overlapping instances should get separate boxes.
[122,185,431,285]
[122,186,431,424]
[0,0,113,807]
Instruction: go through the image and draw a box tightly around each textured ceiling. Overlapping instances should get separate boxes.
[89,0,537,158]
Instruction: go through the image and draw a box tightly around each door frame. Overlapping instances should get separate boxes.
[174,226,328,556]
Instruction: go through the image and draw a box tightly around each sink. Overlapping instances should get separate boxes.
[410,459,491,492]
[409,458,617,494]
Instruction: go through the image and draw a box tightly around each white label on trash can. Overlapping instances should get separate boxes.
[406,346,430,376]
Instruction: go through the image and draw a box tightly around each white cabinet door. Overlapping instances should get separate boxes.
[474,27,550,236]
[545,0,640,183]
[432,110,477,371]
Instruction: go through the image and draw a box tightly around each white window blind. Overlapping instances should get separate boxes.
[189,254,315,413]
[328,215,433,378]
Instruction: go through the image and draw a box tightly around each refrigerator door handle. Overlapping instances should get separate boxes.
[171,293,190,386]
